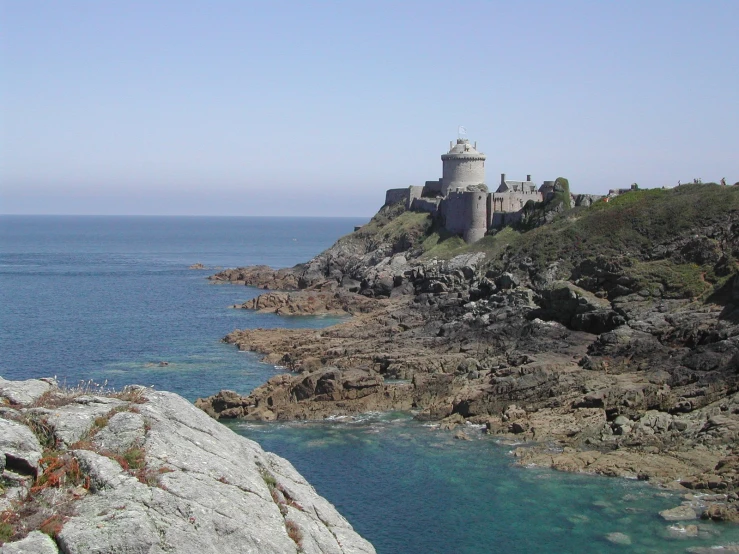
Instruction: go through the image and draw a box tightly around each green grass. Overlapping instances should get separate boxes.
[628,260,709,298]
[478,184,739,297]
[491,184,737,260]
[0,521,12,544]
[375,184,739,299]
[261,471,277,490]
[122,447,146,470]
[335,204,433,255]
[420,230,467,259]
[336,184,738,301]
[356,209,432,243]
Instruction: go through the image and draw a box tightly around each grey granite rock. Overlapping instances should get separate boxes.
[54,390,374,554]
[0,418,43,475]
[0,377,55,407]
[0,377,373,554]
[37,395,127,446]
[92,411,146,453]
[0,531,58,554]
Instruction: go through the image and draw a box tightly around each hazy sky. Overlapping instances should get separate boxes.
[2,1,737,216]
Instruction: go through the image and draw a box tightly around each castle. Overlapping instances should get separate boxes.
[384,137,599,243]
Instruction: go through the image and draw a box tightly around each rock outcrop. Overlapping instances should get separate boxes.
[0,377,375,553]
[209,264,302,290]
[234,284,382,316]
[197,184,739,524]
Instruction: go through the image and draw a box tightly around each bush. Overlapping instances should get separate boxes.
[554,177,571,210]
[0,520,13,544]
[285,519,303,548]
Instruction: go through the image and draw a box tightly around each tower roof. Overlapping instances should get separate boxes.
[442,139,486,160]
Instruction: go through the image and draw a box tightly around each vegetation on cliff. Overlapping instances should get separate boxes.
[344,202,432,254]
[552,176,572,210]
[444,183,738,299]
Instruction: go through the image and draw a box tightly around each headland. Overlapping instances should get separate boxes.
[198,136,739,525]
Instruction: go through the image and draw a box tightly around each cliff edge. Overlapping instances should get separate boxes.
[0,376,375,553]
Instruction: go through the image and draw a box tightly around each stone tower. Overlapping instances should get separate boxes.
[463,192,488,243]
[440,138,486,196]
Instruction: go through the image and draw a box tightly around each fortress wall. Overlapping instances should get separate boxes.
[385,186,427,209]
[411,197,441,215]
[441,159,486,195]
[492,190,543,213]
[409,186,424,207]
[491,211,524,228]
[423,180,443,197]
[385,188,411,207]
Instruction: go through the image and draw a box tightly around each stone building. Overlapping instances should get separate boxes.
[440,139,487,195]
[383,137,598,244]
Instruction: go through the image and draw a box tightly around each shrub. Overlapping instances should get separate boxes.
[39,514,66,538]
[0,520,13,544]
[23,415,56,449]
[32,453,85,492]
[261,471,277,490]
[285,519,303,549]
[121,447,146,470]
[553,177,571,210]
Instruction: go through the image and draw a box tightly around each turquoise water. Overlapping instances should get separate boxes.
[2,215,738,553]
[237,414,739,553]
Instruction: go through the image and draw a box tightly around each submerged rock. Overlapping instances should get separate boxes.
[660,504,698,521]
[605,531,632,545]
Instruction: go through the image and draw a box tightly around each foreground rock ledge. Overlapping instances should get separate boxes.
[0,376,375,554]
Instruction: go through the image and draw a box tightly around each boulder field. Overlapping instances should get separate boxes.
[0,377,374,553]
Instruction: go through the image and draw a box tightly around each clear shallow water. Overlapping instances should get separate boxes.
[236,414,739,554]
[2,215,739,553]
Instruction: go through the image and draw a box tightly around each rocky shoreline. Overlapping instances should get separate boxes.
[197,186,739,528]
[0,377,374,553]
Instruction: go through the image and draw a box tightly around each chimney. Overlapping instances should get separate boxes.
[474,141,477,149]
[501,173,506,186]
[449,141,453,151]
[527,174,531,182]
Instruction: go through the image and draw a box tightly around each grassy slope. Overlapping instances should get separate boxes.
[418,184,739,297]
[326,203,434,256]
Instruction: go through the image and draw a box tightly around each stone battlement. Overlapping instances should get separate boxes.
[382,136,603,244]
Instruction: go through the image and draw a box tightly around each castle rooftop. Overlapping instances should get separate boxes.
[441,138,486,160]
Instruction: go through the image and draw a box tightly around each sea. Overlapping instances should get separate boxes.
[2,214,738,553]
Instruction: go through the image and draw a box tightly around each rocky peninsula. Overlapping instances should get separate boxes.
[199,184,739,525]
[0,376,375,553]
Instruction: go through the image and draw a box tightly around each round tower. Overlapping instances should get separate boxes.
[463,192,488,244]
[441,138,486,196]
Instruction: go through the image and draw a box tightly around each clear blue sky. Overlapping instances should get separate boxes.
[1,1,737,216]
